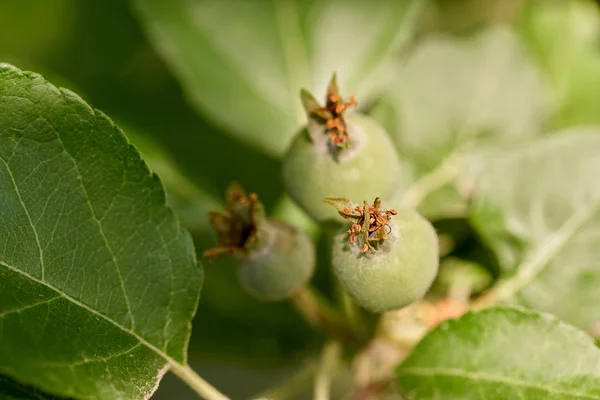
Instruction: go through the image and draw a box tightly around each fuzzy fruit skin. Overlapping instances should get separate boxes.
[332,207,439,313]
[238,220,315,301]
[282,114,411,223]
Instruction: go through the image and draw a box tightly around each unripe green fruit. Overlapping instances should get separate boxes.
[332,207,439,313]
[283,114,412,223]
[239,220,315,301]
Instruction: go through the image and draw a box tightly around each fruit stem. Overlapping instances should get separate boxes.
[400,152,463,209]
[291,286,365,347]
[314,341,341,400]
[169,362,230,400]
[340,289,362,330]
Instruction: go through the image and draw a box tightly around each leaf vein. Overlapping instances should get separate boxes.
[400,367,600,399]
[46,108,135,329]
[0,157,45,281]
[0,296,61,318]
[495,199,600,301]
[36,343,143,367]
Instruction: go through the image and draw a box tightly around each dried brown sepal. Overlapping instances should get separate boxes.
[324,197,397,253]
[203,246,238,260]
[204,183,265,260]
[301,73,357,148]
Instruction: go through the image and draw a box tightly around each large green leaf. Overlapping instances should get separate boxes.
[471,130,600,329]
[0,64,202,399]
[133,0,425,157]
[397,306,600,399]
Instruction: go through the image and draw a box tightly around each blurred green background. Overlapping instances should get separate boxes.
[2,0,600,398]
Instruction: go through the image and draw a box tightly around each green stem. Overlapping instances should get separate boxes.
[340,289,361,330]
[291,286,365,347]
[400,152,464,209]
[314,341,341,400]
[169,362,230,400]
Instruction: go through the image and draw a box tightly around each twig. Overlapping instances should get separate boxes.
[291,286,365,347]
[314,341,341,400]
[169,362,230,400]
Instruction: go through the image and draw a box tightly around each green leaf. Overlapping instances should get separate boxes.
[397,306,600,400]
[0,64,202,399]
[471,130,600,329]
[133,0,425,157]
[518,0,600,129]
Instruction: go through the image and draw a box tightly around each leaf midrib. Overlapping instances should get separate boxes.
[399,366,600,399]
[0,260,177,367]
[495,195,600,301]
[0,157,46,282]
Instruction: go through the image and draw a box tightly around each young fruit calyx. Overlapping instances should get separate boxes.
[301,73,357,149]
[204,182,265,260]
[324,197,397,253]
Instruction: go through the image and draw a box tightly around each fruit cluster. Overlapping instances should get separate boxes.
[205,75,438,313]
